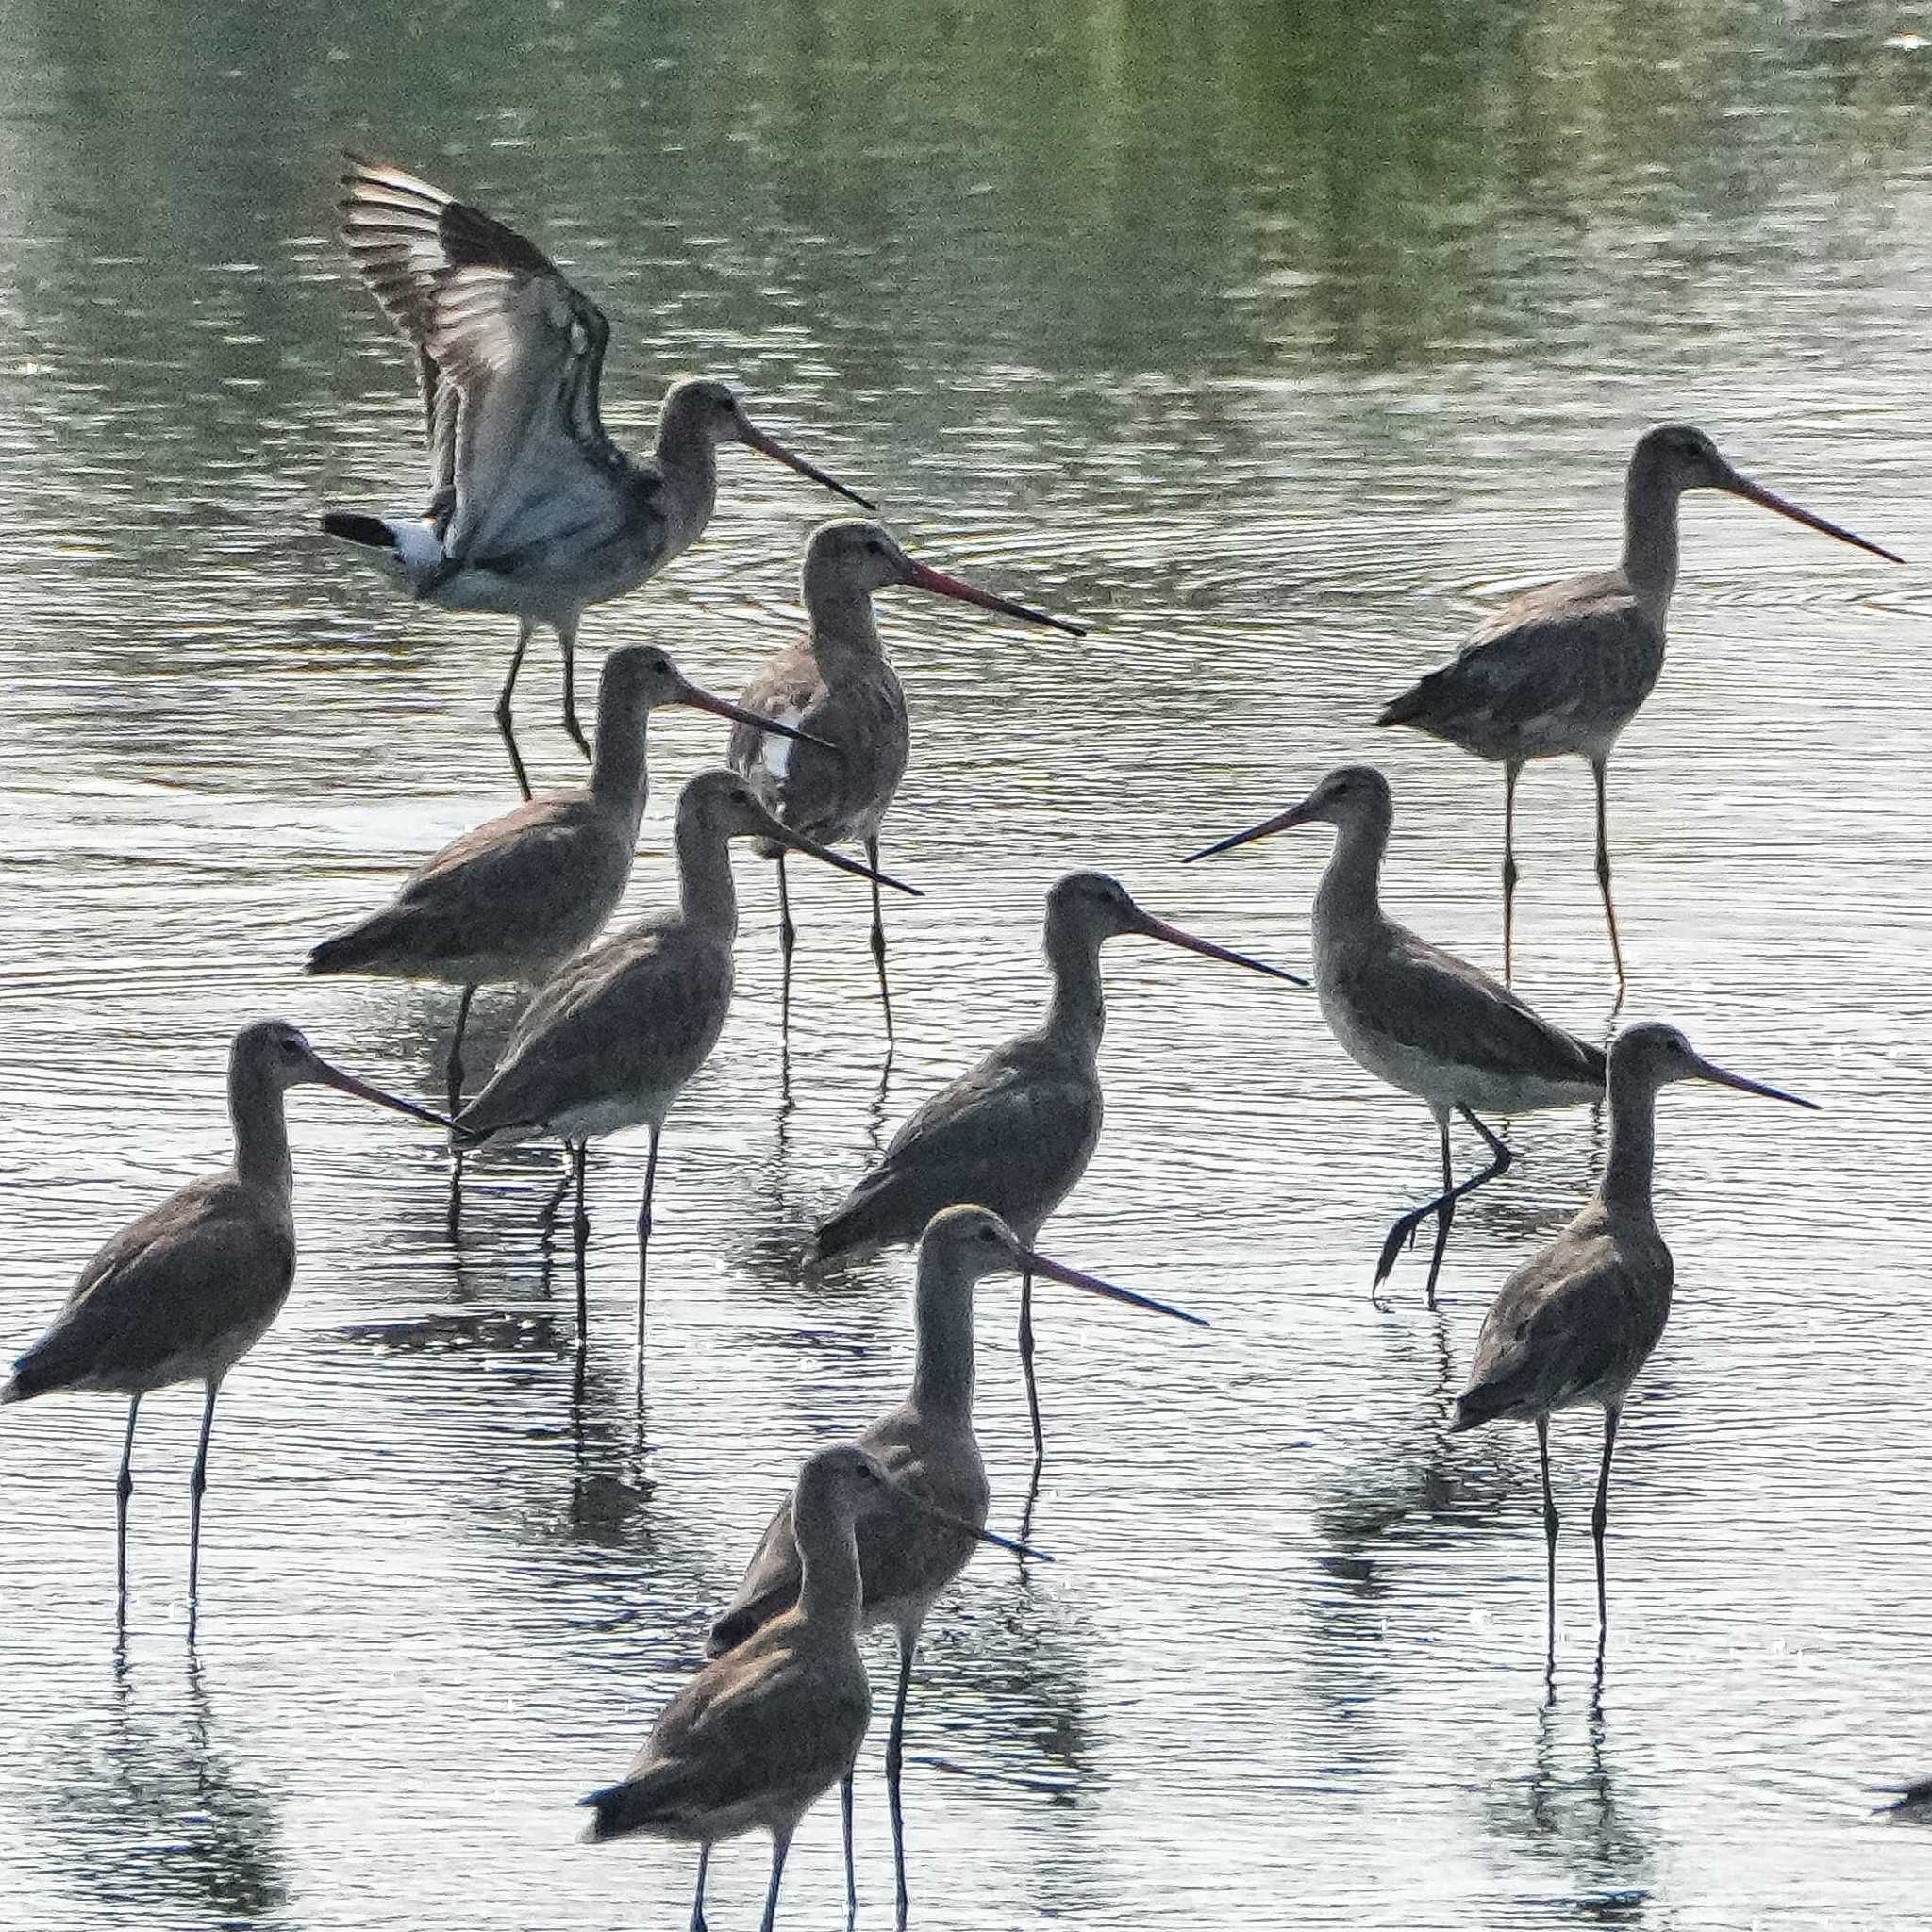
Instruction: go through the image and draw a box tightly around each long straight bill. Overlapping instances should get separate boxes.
[1133,908,1307,989]
[896,1486,1055,1563]
[1690,1055,1821,1110]
[1183,799,1313,864]
[1724,472,1904,565]
[900,558,1087,637]
[1024,1249,1210,1328]
[774,822,922,896]
[738,419,878,511]
[313,1058,453,1126]
[679,682,839,753]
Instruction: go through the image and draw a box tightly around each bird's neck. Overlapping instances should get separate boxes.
[1310,812,1388,945]
[793,1497,865,1633]
[588,710,648,823]
[654,416,720,550]
[230,1061,294,1198]
[908,1272,976,1422]
[1620,460,1682,617]
[1598,1061,1659,1218]
[675,814,740,936]
[804,575,885,669]
[1042,922,1107,1060]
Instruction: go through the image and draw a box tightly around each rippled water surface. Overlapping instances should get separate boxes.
[5,3,1932,1926]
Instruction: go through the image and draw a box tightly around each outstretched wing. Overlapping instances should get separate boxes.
[338,157,619,550]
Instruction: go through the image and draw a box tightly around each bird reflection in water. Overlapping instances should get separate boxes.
[57,1646,290,1925]
[1490,1685,1655,1924]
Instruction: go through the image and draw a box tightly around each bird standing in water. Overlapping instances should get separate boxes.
[1376,424,1900,990]
[1450,1022,1816,1664]
[325,157,874,779]
[1189,765,1603,1307]
[583,1443,1021,1932]
[1,1021,445,1635]
[814,873,1288,1457]
[305,641,824,1203]
[729,519,1084,1039]
[709,1206,1196,1930]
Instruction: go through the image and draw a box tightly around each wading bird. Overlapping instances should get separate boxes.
[306,643,824,1195]
[814,873,1291,1457]
[452,770,917,1353]
[1449,1022,1815,1662]
[324,157,874,774]
[582,1442,1024,1932]
[1188,765,1603,1307]
[1375,424,1900,990]
[0,1021,444,1635]
[710,1206,1199,1930]
[728,519,1084,1038]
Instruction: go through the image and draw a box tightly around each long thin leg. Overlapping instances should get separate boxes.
[866,834,895,1041]
[841,1774,858,1932]
[497,619,536,802]
[1374,1108,1512,1295]
[558,616,590,761]
[571,1141,590,1351]
[886,1631,916,1932]
[636,1126,660,1361]
[1590,757,1627,1001]
[445,985,476,1236]
[1018,1266,1045,1468]
[690,1842,710,1932]
[758,1829,791,1932]
[1502,760,1523,985]
[188,1380,220,1641]
[776,853,795,1034]
[1421,1116,1456,1310]
[1591,1404,1620,1641]
[116,1394,141,1621]
[1538,1414,1558,1674]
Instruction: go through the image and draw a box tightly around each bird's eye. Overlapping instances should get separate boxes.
[978,1226,996,1243]
[281,1037,302,1057]
[865,539,884,555]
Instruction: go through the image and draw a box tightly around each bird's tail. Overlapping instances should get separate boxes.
[811,1185,897,1267]
[1374,680,1431,730]
[0,1376,21,1405]
[578,1772,683,1843]
[1447,1381,1516,1434]
[306,915,406,977]
[704,1587,787,1659]
[321,510,445,586]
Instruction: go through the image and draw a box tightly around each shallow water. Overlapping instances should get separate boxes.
[4,2,1932,1926]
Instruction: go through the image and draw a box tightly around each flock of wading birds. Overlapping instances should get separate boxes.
[6,156,1927,1925]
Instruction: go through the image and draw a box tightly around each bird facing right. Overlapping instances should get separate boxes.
[812,871,1294,1460]
[1375,424,1901,991]
[727,518,1085,1039]
[708,1205,1197,1932]
[1449,1021,1817,1664]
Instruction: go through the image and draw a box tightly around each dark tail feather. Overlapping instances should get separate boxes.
[307,917,402,976]
[1375,682,1429,729]
[322,510,397,550]
[705,1581,792,1658]
[1447,1381,1520,1434]
[704,1607,759,1659]
[579,1776,670,1843]
[811,1178,904,1266]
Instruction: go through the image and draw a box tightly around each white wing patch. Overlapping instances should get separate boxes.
[761,709,806,785]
